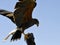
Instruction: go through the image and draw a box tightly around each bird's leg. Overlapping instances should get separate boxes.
[17,27,26,36]
[24,34,29,40]
[22,32,25,35]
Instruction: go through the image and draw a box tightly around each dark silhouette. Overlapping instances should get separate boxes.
[0,0,39,45]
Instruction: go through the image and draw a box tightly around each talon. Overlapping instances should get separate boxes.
[24,34,29,40]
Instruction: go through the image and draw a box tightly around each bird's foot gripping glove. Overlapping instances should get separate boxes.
[24,33,36,45]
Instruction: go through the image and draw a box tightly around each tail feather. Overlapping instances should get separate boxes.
[11,30,22,41]
[3,28,17,41]
[3,28,22,41]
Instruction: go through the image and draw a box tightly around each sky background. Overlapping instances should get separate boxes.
[0,0,60,45]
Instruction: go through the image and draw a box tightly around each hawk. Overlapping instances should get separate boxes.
[0,0,39,41]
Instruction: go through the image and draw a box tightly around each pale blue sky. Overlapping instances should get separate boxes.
[0,0,60,45]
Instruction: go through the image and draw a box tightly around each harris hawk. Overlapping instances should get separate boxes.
[0,0,39,41]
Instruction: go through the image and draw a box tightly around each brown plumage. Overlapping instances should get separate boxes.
[14,0,37,27]
[11,0,38,41]
[0,0,39,41]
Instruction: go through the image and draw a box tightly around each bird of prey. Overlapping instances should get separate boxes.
[0,0,39,41]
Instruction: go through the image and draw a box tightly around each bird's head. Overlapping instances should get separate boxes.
[33,19,39,27]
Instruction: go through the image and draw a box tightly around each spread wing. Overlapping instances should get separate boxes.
[14,0,36,27]
[9,1,37,41]
[0,0,38,41]
[0,9,15,23]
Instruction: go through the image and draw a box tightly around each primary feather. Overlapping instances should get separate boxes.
[0,9,14,23]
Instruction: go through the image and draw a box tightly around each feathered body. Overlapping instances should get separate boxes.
[0,0,39,41]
